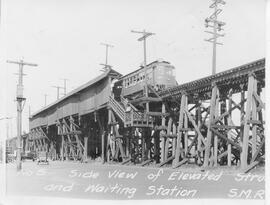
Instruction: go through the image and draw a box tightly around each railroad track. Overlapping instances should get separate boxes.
[159,58,265,101]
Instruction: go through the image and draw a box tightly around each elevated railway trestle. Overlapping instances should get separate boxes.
[158,59,265,172]
[27,59,265,172]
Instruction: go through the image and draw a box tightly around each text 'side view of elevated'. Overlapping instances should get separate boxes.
[28,58,265,173]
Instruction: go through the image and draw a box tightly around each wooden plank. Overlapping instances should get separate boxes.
[250,137,265,163]
[142,133,146,161]
[211,125,241,129]
[84,137,88,162]
[121,157,131,165]
[158,155,175,167]
[173,158,188,169]
[130,96,162,104]
[214,90,220,167]
[213,101,244,124]
[101,132,105,163]
[253,92,265,109]
[164,118,172,160]
[243,161,260,173]
[160,134,178,138]
[184,110,206,145]
[196,104,202,165]
[241,75,254,169]
[172,124,177,157]
[160,103,166,162]
[173,94,186,167]
[141,159,152,166]
[251,79,258,158]
[203,85,217,168]
[146,111,169,117]
[218,150,228,160]
[211,128,242,151]
[58,130,82,135]
[157,125,167,130]
[184,97,188,156]
[227,89,233,167]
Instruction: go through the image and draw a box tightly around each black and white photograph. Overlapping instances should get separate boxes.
[0,0,268,205]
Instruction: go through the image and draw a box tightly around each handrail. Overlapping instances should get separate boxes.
[120,95,138,111]
[109,96,153,126]
[109,96,125,121]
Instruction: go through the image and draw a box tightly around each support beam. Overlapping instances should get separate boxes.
[173,93,186,167]
[160,103,166,162]
[203,85,218,168]
[241,74,254,169]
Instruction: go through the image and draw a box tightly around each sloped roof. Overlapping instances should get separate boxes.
[30,68,121,118]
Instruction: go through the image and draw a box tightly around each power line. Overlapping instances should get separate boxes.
[204,0,226,75]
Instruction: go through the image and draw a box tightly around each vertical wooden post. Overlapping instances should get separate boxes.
[25,137,29,152]
[84,137,88,162]
[251,78,258,157]
[101,131,105,163]
[257,86,263,124]
[33,138,36,152]
[58,123,65,161]
[153,126,160,163]
[44,139,48,152]
[160,103,166,162]
[126,135,130,158]
[240,85,245,146]
[184,98,188,156]
[227,89,233,167]
[197,102,202,164]
[142,129,146,162]
[203,84,217,168]
[165,118,172,160]
[173,93,186,167]
[172,123,177,157]
[241,74,254,169]
[213,89,219,167]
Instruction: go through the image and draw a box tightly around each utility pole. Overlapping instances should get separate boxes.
[60,78,69,95]
[131,29,155,112]
[52,86,64,100]
[44,94,48,106]
[100,42,114,72]
[7,59,37,171]
[204,0,226,75]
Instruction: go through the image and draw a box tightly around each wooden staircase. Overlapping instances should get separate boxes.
[109,96,153,127]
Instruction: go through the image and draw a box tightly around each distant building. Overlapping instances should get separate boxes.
[6,137,17,155]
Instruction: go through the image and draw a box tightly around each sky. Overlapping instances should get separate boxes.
[0,0,266,140]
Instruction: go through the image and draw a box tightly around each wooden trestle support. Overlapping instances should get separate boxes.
[56,116,87,161]
[26,59,264,173]
[107,60,265,172]
[29,127,49,152]
[158,66,265,172]
[107,95,154,165]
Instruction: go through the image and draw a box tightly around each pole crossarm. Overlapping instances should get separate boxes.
[100,42,114,71]
[7,60,38,67]
[204,0,226,75]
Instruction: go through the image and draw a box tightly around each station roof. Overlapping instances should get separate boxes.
[30,68,121,118]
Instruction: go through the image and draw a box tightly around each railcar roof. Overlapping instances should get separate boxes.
[119,60,171,80]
